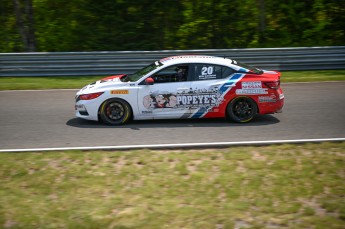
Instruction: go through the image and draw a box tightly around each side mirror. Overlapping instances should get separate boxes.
[145,77,154,85]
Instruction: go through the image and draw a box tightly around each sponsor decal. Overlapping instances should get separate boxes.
[143,88,223,110]
[198,66,217,80]
[236,89,268,95]
[258,95,277,103]
[143,92,176,109]
[242,81,262,89]
[176,93,218,108]
[111,90,129,94]
[237,81,267,95]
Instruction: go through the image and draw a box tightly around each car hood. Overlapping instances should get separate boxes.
[76,74,130,95]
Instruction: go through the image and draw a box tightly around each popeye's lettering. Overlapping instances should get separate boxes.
[176,94,218,106]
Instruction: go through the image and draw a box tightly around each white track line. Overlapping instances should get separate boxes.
[1,138,344,152]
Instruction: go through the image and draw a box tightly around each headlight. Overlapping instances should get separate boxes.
[78,92,104,100]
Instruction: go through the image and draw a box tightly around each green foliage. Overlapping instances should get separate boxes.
[0,0,23,52]
[1,0,344,52]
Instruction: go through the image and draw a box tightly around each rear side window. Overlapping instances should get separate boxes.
[222,67,235,78]
[192,64,234,81]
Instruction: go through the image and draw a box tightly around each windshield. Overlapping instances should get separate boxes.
[122,61,163,82]
[231,59,263,74]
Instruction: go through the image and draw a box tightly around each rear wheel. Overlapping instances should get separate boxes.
[99,99,132,125]
[227,97,257,123]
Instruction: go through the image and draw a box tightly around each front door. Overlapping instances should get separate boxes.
[137,64,192,119]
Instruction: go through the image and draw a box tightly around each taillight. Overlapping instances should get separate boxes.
[264,81,280,89]
[79,92,104,100]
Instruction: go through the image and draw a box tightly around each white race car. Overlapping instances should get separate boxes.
[75,55,284,125]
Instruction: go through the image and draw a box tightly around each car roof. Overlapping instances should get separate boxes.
[159,55,240,69]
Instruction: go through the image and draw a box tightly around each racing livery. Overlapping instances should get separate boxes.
[75,55,284,125]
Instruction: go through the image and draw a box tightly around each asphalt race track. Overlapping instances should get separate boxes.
[0,82,344,150]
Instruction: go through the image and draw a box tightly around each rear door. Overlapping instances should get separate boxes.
[188,63,236,118]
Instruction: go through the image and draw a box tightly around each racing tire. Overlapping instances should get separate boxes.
[99,99,132,125]
[226,97,257,123]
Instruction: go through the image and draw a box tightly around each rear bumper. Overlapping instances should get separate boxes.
[258,98,284,114]
[257,89,284,114]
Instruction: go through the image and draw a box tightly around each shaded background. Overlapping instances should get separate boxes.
[1,0,344,52]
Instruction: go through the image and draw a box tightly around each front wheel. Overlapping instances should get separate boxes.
[227,97,257,123]
[99,99,132,125]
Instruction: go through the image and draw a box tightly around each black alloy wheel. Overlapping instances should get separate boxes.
[227,97,257,123]
[99,99,132,125]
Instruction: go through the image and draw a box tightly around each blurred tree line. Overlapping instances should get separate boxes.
[1,0,344,52]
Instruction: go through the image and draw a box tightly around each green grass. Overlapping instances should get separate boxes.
[282,70,345,82]
[1,142,344,228]
[0,76,102,90]
[0,70,344,90]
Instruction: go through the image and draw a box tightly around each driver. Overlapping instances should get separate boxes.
[175,66,187,81]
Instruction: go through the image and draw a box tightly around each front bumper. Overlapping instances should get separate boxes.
[75,100,101,121]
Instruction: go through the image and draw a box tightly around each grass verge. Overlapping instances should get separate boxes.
[0,142,344,228]
[0,76,102,90]
[0,70,344,90]
[281,70,345,82]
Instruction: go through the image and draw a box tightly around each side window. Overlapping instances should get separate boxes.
[150,65,189,84]
[222,67,235,78]
[194,64,220,80]
[193,64,235,81]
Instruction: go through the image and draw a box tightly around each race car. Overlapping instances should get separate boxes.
[75,55,284,125]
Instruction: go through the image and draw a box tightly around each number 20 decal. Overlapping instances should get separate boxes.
[201,66,214,75]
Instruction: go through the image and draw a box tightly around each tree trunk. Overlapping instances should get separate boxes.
[257,0,266,44]
[258,0,265,32]
[13,0,36,51]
